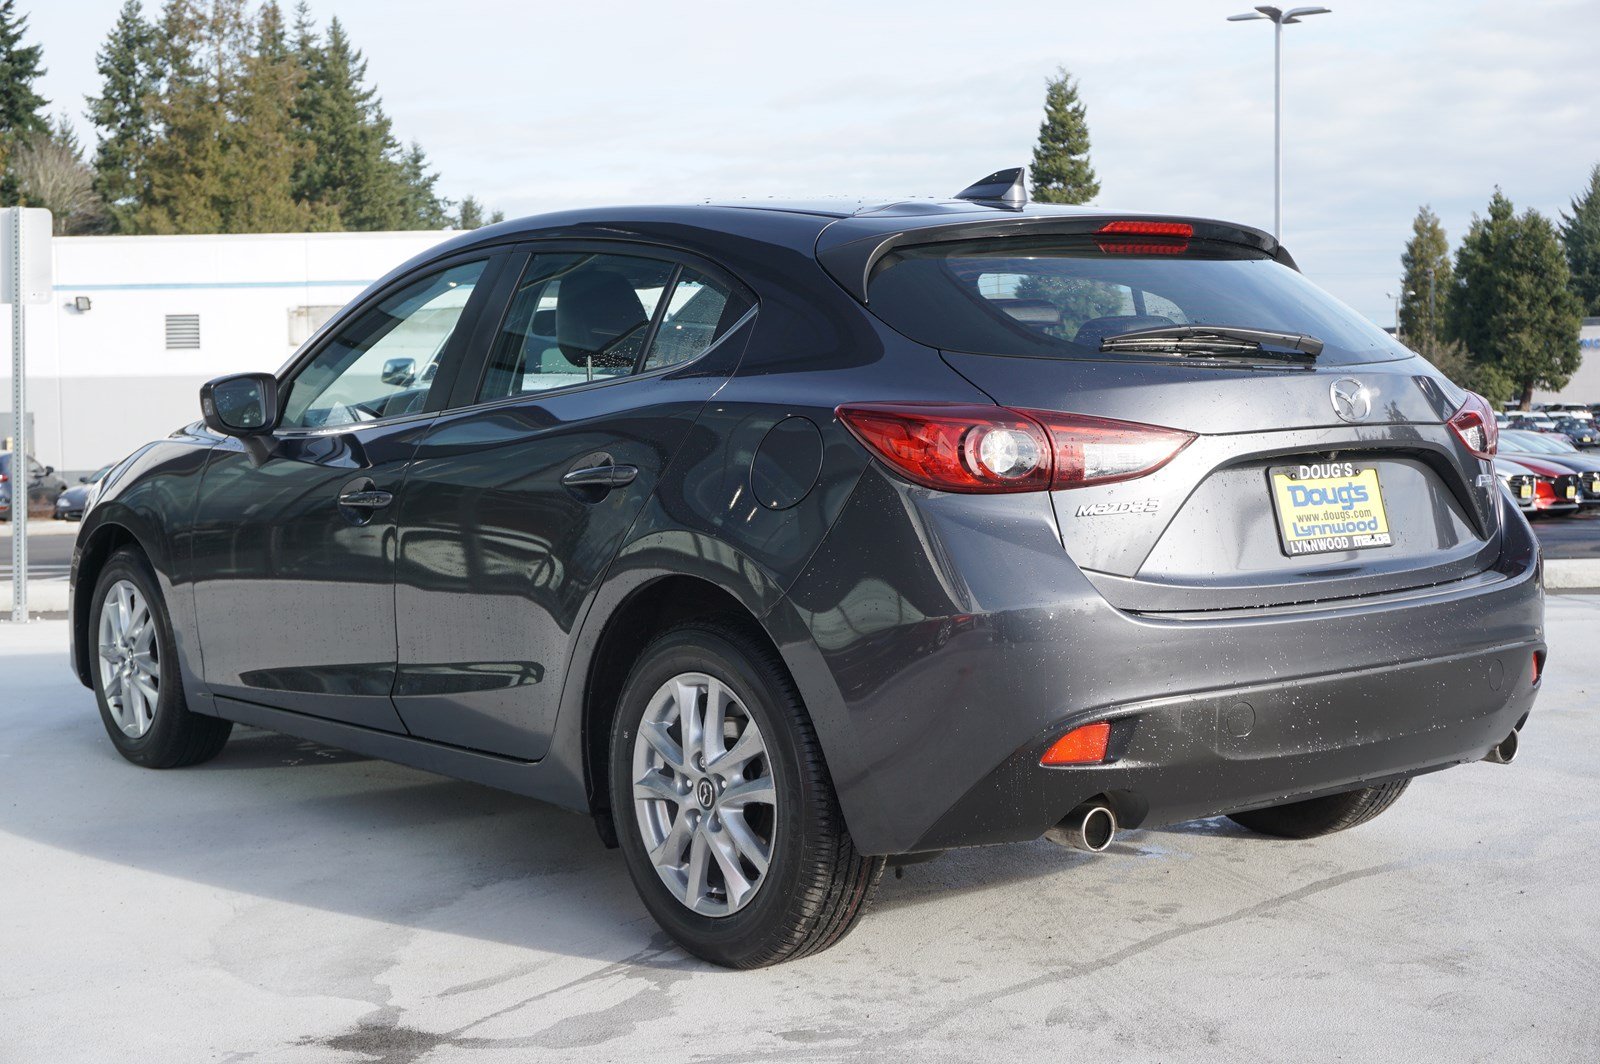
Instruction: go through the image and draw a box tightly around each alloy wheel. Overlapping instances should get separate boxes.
[631,671,777,917]
[98,579,160,738]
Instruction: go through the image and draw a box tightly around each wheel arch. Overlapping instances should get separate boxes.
[580,572,789,843]
[71,520,148,687]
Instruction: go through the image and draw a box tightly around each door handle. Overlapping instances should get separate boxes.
[562,463,638,490]
[337,488,393,509]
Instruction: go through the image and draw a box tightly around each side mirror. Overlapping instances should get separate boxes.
[201,373,279,437]
[381,357,416,386]
[42,466,53,477]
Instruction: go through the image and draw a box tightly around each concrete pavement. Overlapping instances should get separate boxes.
[1,598,1597,1062]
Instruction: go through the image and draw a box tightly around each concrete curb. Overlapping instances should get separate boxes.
[1545,559,1600,591]
[1,580,71,615]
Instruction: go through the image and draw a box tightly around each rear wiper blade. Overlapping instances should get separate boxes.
[1099,324,1324,360]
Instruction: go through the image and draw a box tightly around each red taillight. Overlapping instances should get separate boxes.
[1531,650,1544,686]
[1097,220,1194,237]
[836,404,1194,494]
[1448,391,1498,459]
[833,404,1052,493]
[1020,410,1195,488]
[1041,721,1111,766]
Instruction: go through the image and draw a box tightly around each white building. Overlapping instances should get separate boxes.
[1533,317,1600,406]
[2,229,457,477]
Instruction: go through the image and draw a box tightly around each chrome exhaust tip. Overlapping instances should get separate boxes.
[1045,801,1118,853]
[1482,729,1519,765]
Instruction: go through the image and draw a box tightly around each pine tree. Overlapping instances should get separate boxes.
[1029,69,1098,205]
[1559,163,1600,315]
[1397,206,1452,354]
[397,140,449,227]
[0,0,49,204]
[218,0,311,231]
[1447,190,1584,409]
[87,0,160,232]
[136,0,241,233]
[294,16,405,229]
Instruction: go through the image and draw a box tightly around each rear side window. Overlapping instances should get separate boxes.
[866,237,1409,366]
[478,252,751,402]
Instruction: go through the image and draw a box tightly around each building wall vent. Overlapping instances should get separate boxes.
[165,313,201,349]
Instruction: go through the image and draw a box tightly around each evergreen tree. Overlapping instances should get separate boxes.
[294,16,405,229]
[0,0,49,204]
[87,0,160,232]
[1446,190,1584,409]
[136,0,240,233]
[1397,206,1452,353]
[1029,68,1098,205]
[1559,163,1600,315]
[454,194,503,229]
[219,0,312,231]
[397,140,449,227]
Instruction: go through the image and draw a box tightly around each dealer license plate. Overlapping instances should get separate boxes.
[1269,463,1393,557]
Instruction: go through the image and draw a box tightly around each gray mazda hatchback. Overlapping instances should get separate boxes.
[71,169,1544,967]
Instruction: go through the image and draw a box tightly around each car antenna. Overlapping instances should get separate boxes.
[953,167,1028,210]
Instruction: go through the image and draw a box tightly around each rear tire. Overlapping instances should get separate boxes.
[609,619,883,968]
[1226,779,1410,839]
[90,547,232,768]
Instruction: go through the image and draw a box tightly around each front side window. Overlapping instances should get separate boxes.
[478,253,748,402]
[280,260,486,429]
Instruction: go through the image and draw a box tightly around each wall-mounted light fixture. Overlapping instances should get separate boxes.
[73,296,92,312]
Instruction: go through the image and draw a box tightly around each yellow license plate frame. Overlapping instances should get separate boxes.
[1269,464,1394,557]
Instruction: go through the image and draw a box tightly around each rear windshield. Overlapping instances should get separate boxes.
[865,237,1410,366]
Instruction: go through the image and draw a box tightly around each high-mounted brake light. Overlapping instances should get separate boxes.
[1095,220,1192,256]
[836,403,1194,494]
[1448,391,1498,459]
[1097,221,1194,238]
[1041,721,1111,766]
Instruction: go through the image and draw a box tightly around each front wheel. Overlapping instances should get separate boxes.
[1226,779,1410,839]
[609,621,883,968]
[90,547,232,768]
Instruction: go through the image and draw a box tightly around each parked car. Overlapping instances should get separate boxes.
[68,175,1546,967]
[1493,456,1542,512]
[1552,417,1600,448]
[53,464,115,522]
[1499,430,1600,507]
[0,452,68,521]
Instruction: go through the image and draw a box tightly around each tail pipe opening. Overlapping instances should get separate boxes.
[1482,728,1519,765]
[1045,799,1118,852]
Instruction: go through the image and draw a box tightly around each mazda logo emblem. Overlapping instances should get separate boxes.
[1330,378,1372,423]
[696,779,717,808]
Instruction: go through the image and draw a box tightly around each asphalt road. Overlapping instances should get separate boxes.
[1,601,1596,1063]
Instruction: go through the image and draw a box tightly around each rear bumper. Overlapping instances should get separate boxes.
[781,467,1545,855]
[914,638,1541,850]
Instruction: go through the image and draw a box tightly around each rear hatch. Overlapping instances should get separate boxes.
[848,220,1503,611]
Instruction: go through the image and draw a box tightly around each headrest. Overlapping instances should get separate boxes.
[556,269,649,367]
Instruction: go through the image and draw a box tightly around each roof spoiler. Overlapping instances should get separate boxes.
[952,167,1027,210]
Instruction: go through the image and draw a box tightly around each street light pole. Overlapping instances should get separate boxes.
[1227,6,1332,243]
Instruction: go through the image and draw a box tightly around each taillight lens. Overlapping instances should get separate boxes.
[836,403,1193,493]
[1020,410,1195,488]
[833,404,1052,493]
[1449,391,1498,459]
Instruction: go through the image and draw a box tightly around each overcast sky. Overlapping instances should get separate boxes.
[25,0,1600,325]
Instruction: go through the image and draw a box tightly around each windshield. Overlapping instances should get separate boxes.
[865,237,1411,366]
